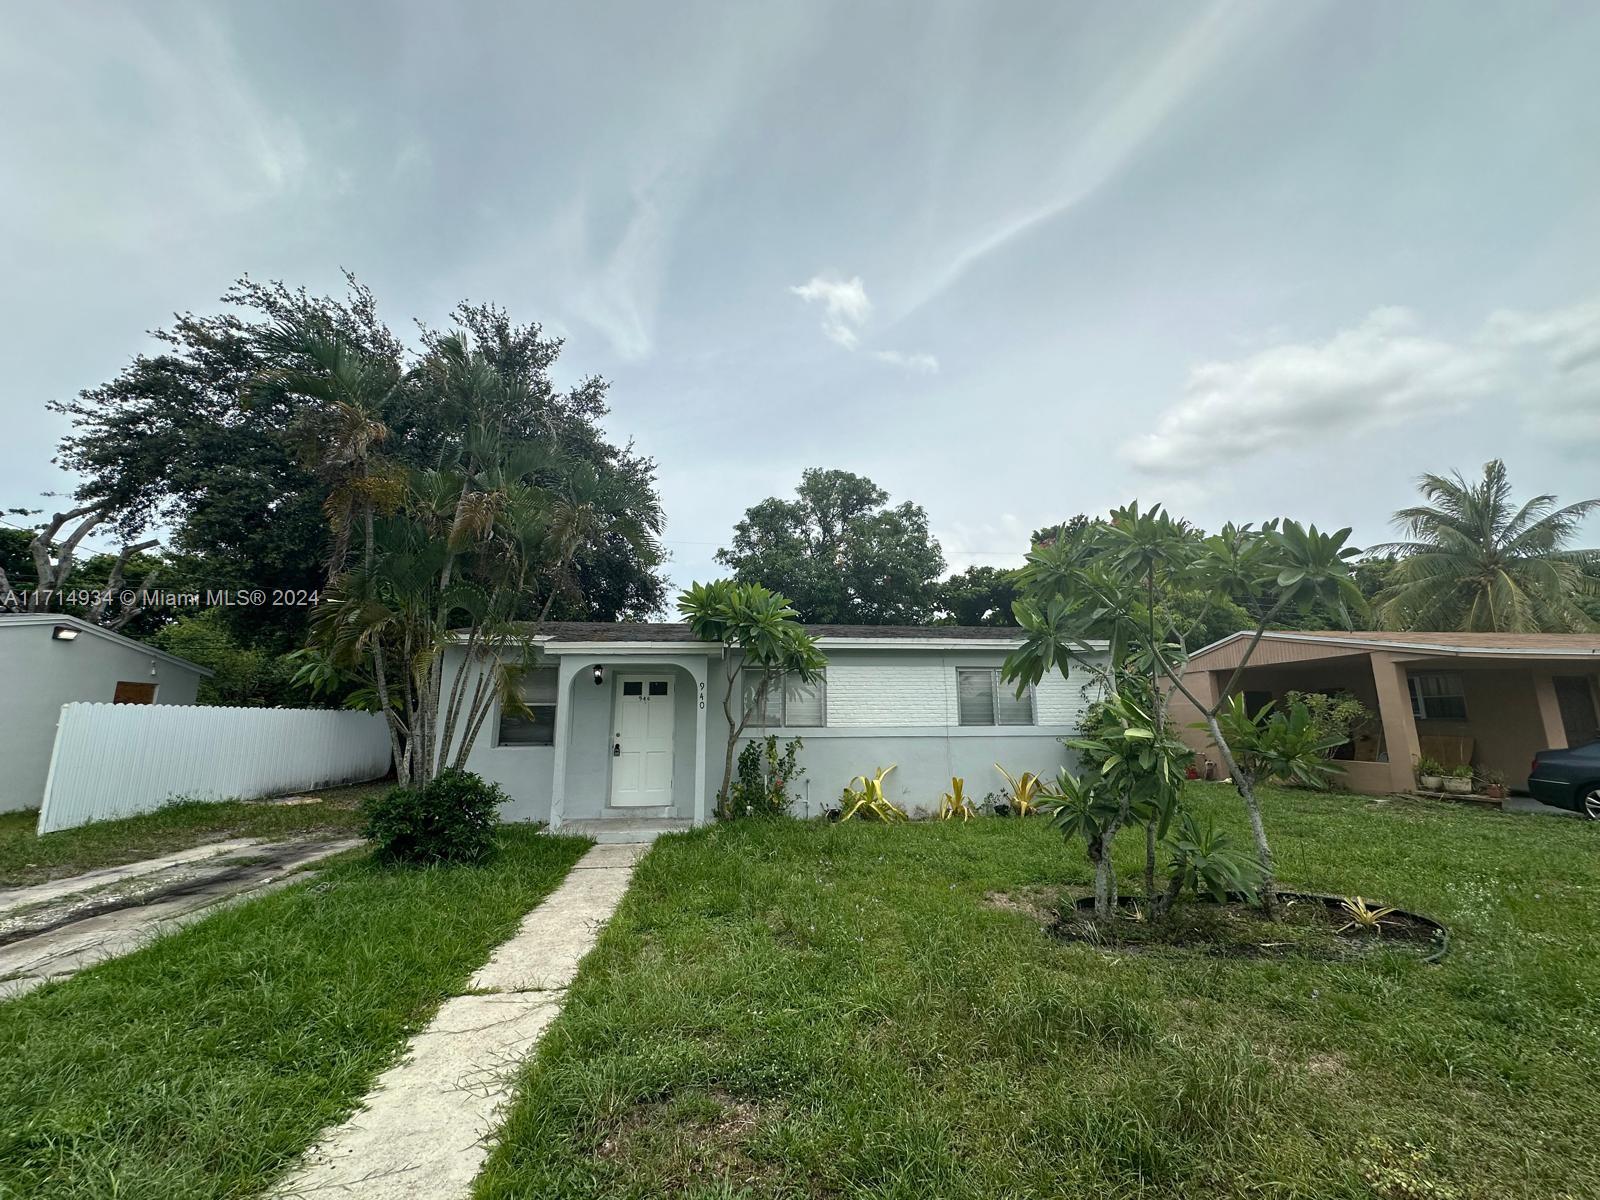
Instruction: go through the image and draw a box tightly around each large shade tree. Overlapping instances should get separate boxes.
[716,469,945,624]
[1373,460,1599,632]
[48,276,668,653]
[934,565,1019,626]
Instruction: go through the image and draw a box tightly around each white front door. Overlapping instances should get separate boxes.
[610,676,675,807]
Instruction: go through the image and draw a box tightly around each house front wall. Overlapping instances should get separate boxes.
[732,647,1103,818]
[0,620,203,812]
[444,641,1104,825]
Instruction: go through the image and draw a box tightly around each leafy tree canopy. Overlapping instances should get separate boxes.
[48,276,667,646]
[716,469,945,624]
[934,565,1019,626]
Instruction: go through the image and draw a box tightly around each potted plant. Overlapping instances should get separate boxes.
[1480,769,1507,801]
[1415,756,1444,791]
[1443,763,1474,794]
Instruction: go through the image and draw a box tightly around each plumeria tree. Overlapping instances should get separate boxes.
[678,580,825,817]
[1006,504,1366,917]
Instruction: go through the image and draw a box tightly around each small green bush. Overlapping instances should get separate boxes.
[360,769,505,865]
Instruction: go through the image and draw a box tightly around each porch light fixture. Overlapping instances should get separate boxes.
[593,664,605,686]
[52,625,79,641]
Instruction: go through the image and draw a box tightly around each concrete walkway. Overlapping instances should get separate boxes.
[276,840,646,1199]
[0,837,359,1000]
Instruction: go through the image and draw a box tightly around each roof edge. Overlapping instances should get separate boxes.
[0,613,215,676]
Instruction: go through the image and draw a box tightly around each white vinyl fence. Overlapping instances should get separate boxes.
[38,703,392,834]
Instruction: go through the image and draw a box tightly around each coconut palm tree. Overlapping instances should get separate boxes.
[1373,460,1599,632]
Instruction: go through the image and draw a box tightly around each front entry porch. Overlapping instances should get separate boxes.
[544,646,716,832]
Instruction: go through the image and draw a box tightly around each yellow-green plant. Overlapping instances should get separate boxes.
[1337,895,1396,935]
[994,765,1043,817]
[840,765,907,822]
[938,777,976,821]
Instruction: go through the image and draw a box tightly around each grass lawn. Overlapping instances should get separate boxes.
[0,781,391,888]
[0,826,590,1200]
[477,784,1600,1200]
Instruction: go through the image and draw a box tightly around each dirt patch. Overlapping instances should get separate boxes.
[981,885,1066,924]
[594,1089,787,1193]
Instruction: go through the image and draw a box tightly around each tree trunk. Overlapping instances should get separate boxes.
[1203,711,1279,918]
[1092,843,1116,920]
[717,659,741,819]
[1153,867,1185,920]
[1144,822,1157,900]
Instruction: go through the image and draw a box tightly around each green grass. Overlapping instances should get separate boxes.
[0,827,590,1200]
[0,781,391,888]
[475,784,1600,1200]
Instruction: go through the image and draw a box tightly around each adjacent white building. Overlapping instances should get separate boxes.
[0,614,210,812]
[444,622,1106,829]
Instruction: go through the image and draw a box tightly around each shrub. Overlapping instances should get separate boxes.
[360,769,504,865]
[727,736,806,817]
[1283,689,1374,757]
[1162,812,1264,908]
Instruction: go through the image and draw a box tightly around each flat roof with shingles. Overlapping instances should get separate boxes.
[523,621,1026,643]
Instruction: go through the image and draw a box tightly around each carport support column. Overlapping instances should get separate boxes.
[689,656,710,825]
[1531,672,1568,750]
[1371,654,1422,793]
[548,657,584,831]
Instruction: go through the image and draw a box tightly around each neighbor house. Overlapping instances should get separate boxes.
[0,613,211,812]
[443,622,1106,830]
[1168,630,1600,795]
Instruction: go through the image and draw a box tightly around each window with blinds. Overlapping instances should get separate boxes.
[497,666,559,746]
[741,669,826,727]
[1407,672,1468,721]
[957,667,1035,726]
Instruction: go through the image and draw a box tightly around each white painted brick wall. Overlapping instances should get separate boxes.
[816,648,1106,729]
[1036,667,1104,726]
[826,655,949,726]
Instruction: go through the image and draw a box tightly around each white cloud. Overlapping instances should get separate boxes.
[872,349,940,374]
[791,274,872,348]
[1484,299,1600,442]
[791,275,940,371]
[1117,301,1600,474]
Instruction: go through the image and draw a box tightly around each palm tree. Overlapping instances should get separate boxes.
[1373,460,1599,632]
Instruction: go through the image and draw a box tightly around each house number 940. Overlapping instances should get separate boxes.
[698,682,706,710]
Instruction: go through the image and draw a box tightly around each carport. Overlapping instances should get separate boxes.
[1168,631,1600,794]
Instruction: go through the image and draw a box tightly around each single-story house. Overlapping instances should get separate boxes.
[0,613,211,812]
[1167,630,1600,795]
[444,622,1106,829]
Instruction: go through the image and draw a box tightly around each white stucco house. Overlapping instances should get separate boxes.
[444,622,1106,831]
[0,613,211,813]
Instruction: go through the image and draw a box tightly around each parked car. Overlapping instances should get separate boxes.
[1528,740,1600,819]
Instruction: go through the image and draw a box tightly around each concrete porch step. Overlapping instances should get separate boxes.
[553,818,693,844]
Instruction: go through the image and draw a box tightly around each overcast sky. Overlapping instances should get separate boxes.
[3,1,1597,596]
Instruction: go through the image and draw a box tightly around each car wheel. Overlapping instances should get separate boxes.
[1584,787,1600,821]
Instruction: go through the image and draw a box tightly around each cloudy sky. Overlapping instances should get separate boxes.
[3,1,1597,594]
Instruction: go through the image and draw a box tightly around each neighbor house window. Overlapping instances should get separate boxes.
[498,666,559,746]
[958,668,1035,726]
[1408,672,1467,721]
[741,669,826,727]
